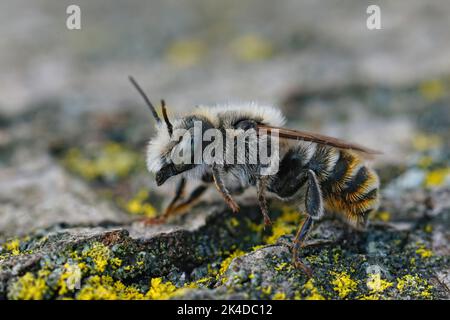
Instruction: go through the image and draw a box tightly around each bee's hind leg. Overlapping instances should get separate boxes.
[292,170,325,276]
[292,215,314,277]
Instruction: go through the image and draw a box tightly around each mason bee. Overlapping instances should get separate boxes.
[129,76,381,276]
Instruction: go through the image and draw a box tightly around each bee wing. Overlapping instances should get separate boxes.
[257,124,382,159]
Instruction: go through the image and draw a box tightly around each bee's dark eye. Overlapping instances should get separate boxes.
[234,119,257,130]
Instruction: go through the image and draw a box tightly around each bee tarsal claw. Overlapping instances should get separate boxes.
[140,216,166,226]
[263,216,272,227]
[293,260,313,278]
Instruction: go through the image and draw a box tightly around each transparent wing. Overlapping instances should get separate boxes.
[257,124,382,158]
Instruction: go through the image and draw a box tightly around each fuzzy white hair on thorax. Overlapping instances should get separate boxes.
[146,102,286,175]
[194,102,286,128]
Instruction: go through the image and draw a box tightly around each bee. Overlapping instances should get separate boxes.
[129,76,381,276]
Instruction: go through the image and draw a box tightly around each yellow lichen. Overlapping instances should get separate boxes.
[251,245,265,251]
[124,190,157,218]
[396,274,433,299]
[424,168,450,188]
[9,270,50,300]
[81,242,111,273]
[376,211,391,222]
[302,279,325,300]
[418,156,433,169]
[77,275,144,300]
[261,286,272,295]
[58,263,83,296]
[146,278,178,300]
[63,142,139,181]
[412,134,442,152]
[247,220,264,233]
[415,244,433,259]
[230,34,273,62]
[166,39,206,68]
[264,207,302,245]
[110,257,122,268]
[4,239,20,255]
[272,292,286,300]
[330,271,358,299]
[419,79,445,101]
[366,273,393,293]
[274,262,287,272]
[358,293,384,300]
[217,250,246,279]
[229,217,240,228]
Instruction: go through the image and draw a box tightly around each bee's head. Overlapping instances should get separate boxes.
[146,120,198,186]
[129,76,202,186]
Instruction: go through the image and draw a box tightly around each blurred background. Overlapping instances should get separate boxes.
[1,0,450,240]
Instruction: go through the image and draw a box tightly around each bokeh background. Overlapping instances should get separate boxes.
[1,0,450,239]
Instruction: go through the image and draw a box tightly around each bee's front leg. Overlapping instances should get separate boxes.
[163,177,187,217]
[140,177,187,225]
[167,184,209,216]
[142,182,210,225]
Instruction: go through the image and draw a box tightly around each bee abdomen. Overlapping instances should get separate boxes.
[322,151,379,229]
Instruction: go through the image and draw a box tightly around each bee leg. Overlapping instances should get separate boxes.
[140,178,187,225]
[163,177,187,217]
[256,176,272,227]
[305,169,324,220]
[167,184,209,217]
[143,172,215,225]
[144,185,209,225]
[292,170,324,276]
[212,165,240,213]
[292,215,314,277]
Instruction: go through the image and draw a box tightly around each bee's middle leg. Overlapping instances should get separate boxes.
[212,165,240,212]
[256,176,272,226]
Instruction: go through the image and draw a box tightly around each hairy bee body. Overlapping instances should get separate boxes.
[143,102,379,228]
[129,76,381,274]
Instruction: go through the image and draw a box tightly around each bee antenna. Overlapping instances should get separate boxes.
[160,99,173,136]
[128,76,161,123]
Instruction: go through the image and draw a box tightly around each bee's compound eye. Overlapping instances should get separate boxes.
[234,119,257,131]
